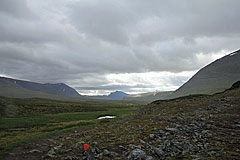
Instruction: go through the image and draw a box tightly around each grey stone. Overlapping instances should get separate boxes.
[153,147,164,157]
[139,139,147,144]
[45,153,56,158]
[129,144,139,149]
[159,130,166,134]
[146,156,155,160]
[128,149,147,160]
[165,128,178,132]
[103,149,110,156]
[64,156,78,160]
[29,149,41,153]
[208,151,216,156]
[94,147,101,154]
[47,148,56,155]
[86,150,95,160]
[149,134,155,139]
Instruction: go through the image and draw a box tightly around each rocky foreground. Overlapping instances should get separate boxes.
[6,86,240,160]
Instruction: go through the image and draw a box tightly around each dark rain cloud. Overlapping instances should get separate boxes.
[0,0,240,94]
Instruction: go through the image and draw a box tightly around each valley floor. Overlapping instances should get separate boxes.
[4,88,240,160]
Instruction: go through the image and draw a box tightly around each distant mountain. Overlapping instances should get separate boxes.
[0,78,68,99]
[167,49,240,99]
[108,91,129,100]
[88,91,129,100]
[124,91,173,103]
[0,77,81,98]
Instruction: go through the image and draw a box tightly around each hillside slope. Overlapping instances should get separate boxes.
[124,91,173,103]
[168,49,240,99]
[0,78,84,101]
[0,77,81,97]
[6,80,240,159]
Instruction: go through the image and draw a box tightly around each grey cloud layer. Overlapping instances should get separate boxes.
[76,84,150,91]
[0,0,239,92]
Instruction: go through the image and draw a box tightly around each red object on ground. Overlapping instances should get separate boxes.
[84,144,90,151]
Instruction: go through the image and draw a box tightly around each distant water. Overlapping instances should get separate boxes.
[97,116,116,119]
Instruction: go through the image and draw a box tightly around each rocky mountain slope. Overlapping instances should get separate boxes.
[0,77,81,98]
[6,81,240,160]
[168,49,240,99]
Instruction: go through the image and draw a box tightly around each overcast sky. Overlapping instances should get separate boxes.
[0,0,240,95]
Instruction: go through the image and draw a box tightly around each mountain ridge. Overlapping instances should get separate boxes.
[167,49,240,99]
[0,77,81,98]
